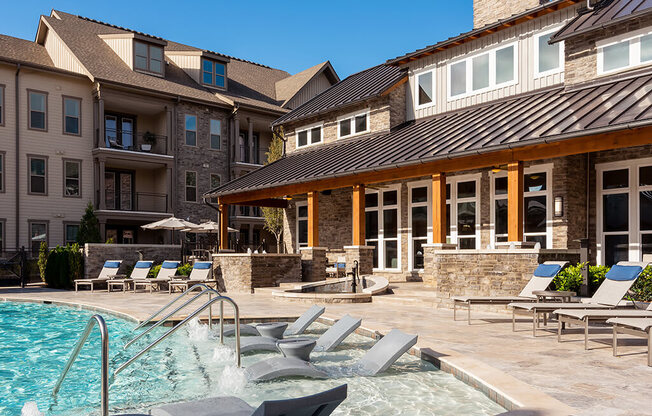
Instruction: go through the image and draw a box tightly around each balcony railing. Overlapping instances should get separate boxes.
[233,146,265,165]
[96,129,169,155]
[96,191,169,213]
[231,205,262,218]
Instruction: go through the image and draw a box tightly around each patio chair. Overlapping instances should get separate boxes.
[133,260,180,293]
[452,261,568,324]
[509,262,648,336]
[223,304,325,337]
[108,261,153,293]
[168,261,213,293]
[74,260,122,292]
[326,257,346,279]
[608,317,652,367]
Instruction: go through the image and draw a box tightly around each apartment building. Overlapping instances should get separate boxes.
[208,0,652,289]
[0,10,338,252]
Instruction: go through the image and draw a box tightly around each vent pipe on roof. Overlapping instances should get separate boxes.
[586,0,594,10]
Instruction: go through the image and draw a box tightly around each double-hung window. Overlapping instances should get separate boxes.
[28,156,47,195]
[296,202,308,251]
[65,224,79,245]
[598,27,652,74]
[63,97,81,135]
[185,171,197,202]
[535,28,564,76]
[408,182,431,270]
[28,90,47,130]
[444,175,481,249]
[64,160,81,197]
[202,59,226,88]
[185,115,197,146]
[415,69,435,109]
[338,110,369,139]
[29,221,48,253]
[210,119,221,150]
[448,43,517,99]
[365,187,401,271]
[296,124,323,148]
[134,41,163,74]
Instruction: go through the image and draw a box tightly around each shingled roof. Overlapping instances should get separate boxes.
[0,34,82,77]
[209,71,652,197]
[275,61,339,108]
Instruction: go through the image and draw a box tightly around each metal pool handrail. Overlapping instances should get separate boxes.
[52,314,109,416]
[114,295,241,376]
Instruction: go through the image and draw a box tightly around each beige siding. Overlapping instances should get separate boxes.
[166,54,201,84]
[406,6,578,121]
[0,65,17,249]
[44,30,89,76]
[102,37,133,69]
[286,72,333,109]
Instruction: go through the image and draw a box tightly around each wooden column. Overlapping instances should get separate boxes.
[432,173,447,244]
[219,202,229,250]
[307,191,319,247]
[508,161,524,242]
[352,184,366,245]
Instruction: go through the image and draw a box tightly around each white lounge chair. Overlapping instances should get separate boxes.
[168,261,213,293]
[608,317,652,367]
[452,261,568,324]
[133,261,179,293]
[75,260,122,292]
[223,305,325,337]
[509,262,648,336]
[108,261,153,293]
[326,257,346,278]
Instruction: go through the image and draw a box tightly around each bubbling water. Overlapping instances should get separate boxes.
[21,402,43,416]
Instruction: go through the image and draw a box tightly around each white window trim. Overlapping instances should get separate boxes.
[365,184,402,272]
[296,201,308,252]
[337,109,371,139]
[184,114,197,147]
[295,122,324,149]
[597,26,652,75]
[596,157,652,265]
[445,173,482,249]
[209,119,222,150]
[407,180,432,271]
[489,164,553,248]
[414,68,436,110]
[534,26,565,78]
[447,41,519,101]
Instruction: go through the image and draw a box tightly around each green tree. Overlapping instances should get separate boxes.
[262,128,285,253]
[38,241,48,282]
[77,202,102,245]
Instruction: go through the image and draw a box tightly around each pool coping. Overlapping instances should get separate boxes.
[1,296,575,415]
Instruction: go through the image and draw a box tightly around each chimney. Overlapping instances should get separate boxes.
[473,0,542,29]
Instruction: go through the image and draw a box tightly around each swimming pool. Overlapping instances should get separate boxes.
[0,301,505,415]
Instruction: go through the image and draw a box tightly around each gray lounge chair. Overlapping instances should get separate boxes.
[133,261,180,293]
[121,384,347,416]
[108,261,153,292]
[509,262,648,336]
[245,329,417,382]
[75,260,122,292]
[608,317,652,367]
[452,261,568,324]
[223,305,325,337]
[168,261,213,293]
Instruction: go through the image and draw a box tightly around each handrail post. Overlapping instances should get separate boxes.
[219,301,224,344]
[208,291,213,329]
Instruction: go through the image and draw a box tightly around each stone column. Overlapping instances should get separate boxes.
[343,245,374,275]
[300,247,327,282]
[99,159,106,210]
[421,243,456,288]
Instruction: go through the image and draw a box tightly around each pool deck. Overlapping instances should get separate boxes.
[2,283,651,416]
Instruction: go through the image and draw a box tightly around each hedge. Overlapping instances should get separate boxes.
[553,263,652,301]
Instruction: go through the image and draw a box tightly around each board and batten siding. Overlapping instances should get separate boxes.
[102,37,133,69]
[166,54,202,85]
[43,29,89,76]
[0,65,17,249]
[406,6,579,121]
[286,72,334,109]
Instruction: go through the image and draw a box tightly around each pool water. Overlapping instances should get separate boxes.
[0,301,505,415]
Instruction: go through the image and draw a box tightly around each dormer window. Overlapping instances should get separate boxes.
[134,41,163,74]
[338,109,370,139]
[597,27,652,75]
[202,59,226,88]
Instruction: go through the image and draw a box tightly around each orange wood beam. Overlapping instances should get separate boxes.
[507,162,524,242]
[307,191,319,247]
[432,173,447,244]
[352,184,366,246]
[219,202,229,250]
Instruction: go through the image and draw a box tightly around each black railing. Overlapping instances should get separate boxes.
[135,192,168,213]
[235,146,265,165]
[100,129,169,155]
[0,247,29,287]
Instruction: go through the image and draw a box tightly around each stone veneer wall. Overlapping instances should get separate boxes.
[213,253,301,293]
[473,0,539,28]
[83,244,181,278]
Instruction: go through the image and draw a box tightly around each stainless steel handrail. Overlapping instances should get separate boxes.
[114,295,241,376]
[52,315,109,416]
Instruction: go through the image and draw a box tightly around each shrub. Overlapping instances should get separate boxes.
[44,246,72,289]
[177,263,193,276]
[552,262,586,293]
[588,265,609,295]
[148,264,161,278]
[77,202,102,245]
[67,243,83,281]
[631,266,652,302]
[37,242,48,282]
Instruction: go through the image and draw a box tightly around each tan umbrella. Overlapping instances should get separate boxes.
[141,217,199,257]
[184,221,237,252]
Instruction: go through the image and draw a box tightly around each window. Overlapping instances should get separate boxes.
[535,29,564,76]
[0,152,4,192]
[185,171,197,202]
[0,85,4,126]
[134,41,163,74]
[448,43,517,99]
[597,158,652,265]
[597,27,652,74]
[28,156,47,195]
[365,186,401,270]
[28,90,47,130]
[338,109,370,139]
[210,174,221,203]
[296,202,308,251]
[416,70,434,108]
[444,175,481,249]
[29,221,48,254]
[408,182,431,270]
[210,119,221,150]
[64,223,79,245]
[105,114,135,149]
[63,160,81,197]
[296,124,323,148]
[202,59,226,88]
[185,115,197,146]
[62,97,81,135]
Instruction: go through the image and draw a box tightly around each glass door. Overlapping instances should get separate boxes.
[601,168,630,265]
[121,118,134,149]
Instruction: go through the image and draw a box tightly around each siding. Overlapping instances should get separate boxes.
[102,37,133,69]
[406,6,579,121]
[44,30,89,76]
[166,54,201,84]
[0,65,17,249]
[286,72,334,109]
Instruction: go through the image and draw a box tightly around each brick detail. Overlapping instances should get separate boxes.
[213,253,302,293]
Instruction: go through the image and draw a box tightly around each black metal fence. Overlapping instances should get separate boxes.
[0,247,30,287]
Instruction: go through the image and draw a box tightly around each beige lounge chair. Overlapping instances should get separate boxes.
[452,261,568,324]
[133,260,179,293]
[108,261,153,293]
[75,260,122,292]
[608,317,652,367]
[509,262,648,336]
[168,261,213,293]
[326,257,346,279]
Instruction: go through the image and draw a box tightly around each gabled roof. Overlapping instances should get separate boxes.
[210,71,652,197]
[275,61,339,108]
[0,34,85,79]
[272,64,406,126]
[551,0,652,42]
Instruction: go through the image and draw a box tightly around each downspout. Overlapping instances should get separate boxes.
[586,0,594,11]
[227,104,238,184]
[15,64,20,250]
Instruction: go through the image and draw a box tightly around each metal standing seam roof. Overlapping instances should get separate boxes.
[208,72,652,197]
[551,0,652,42]
[272,64,407,126]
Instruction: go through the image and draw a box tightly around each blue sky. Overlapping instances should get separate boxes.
[5,1,473,78]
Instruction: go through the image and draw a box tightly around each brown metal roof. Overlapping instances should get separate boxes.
[272,64,406,126]
[209,72,652,197]
[551,0,652,42]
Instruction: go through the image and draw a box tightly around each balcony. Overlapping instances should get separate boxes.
[97,129,169,156]
[96,190,169,213]
[232,205,263,218]
[233,145,266,166]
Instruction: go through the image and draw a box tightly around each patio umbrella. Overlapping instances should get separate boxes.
[141,217,199,259]
[183,221,238,252]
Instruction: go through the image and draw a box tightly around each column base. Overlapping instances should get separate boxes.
[422,243,457,250]
[495,241,538,249]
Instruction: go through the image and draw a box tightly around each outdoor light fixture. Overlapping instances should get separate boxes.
[491,165,507,173]
[554,196,563,217]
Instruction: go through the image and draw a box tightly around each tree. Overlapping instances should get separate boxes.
[77,202,102,245]
[262,128,285,253]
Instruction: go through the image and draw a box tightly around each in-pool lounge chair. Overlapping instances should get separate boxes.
[122,384,348,416]
[223,304,325,337]
[75,260,122,292]
[108,261,153,293]
[133,261,180,293]
[608,317,652,367]
[509,262,647,336]
[245,329,418,382]
[452,261,568,324]
[168,261,213,293]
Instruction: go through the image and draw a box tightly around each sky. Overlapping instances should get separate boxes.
[4,0,474,78]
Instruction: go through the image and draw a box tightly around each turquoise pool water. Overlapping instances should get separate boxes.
[0,301,505,415]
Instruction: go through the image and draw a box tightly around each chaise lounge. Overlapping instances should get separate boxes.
[168,261,214,293]
[223,304,325,337]
[108,261,153,292]
[133,261,180,293]
[75,260,122,292]
[608,317,652,367]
